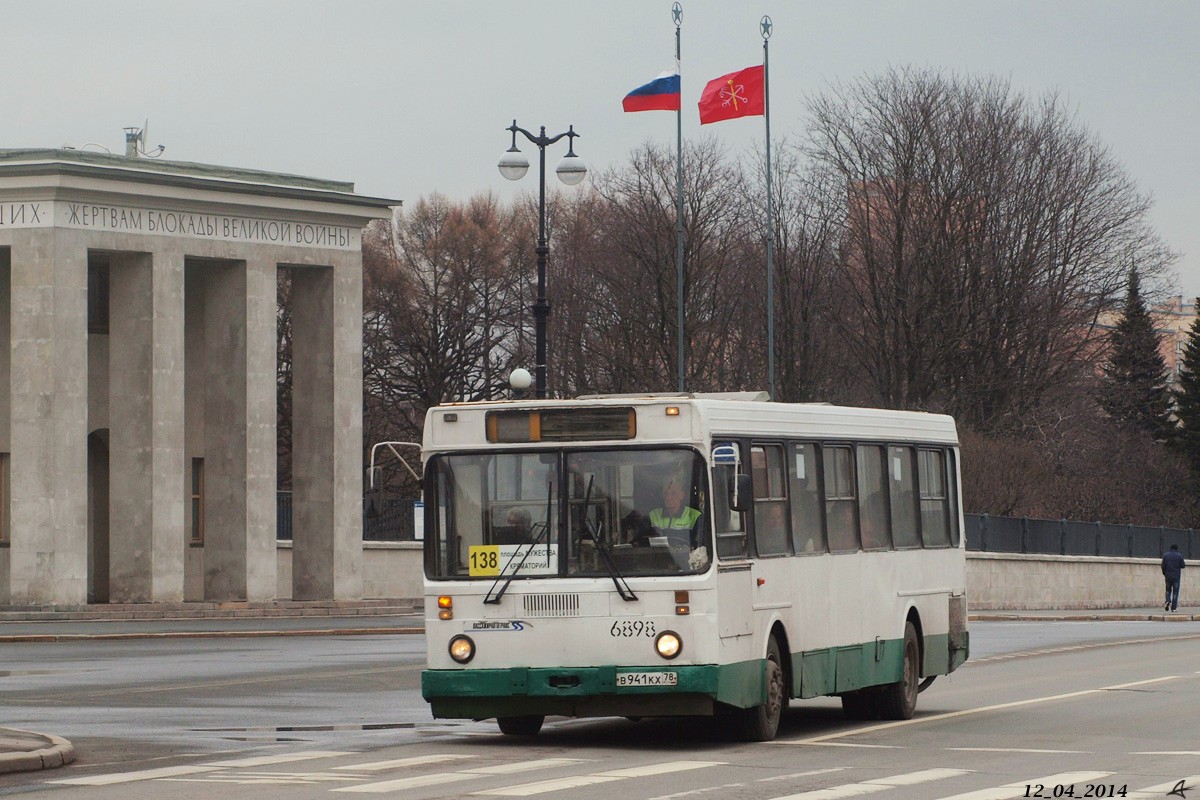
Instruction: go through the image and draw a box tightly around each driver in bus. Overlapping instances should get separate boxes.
[647,475,703,549]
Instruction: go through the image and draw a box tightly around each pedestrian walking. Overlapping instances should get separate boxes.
[1161,544,1186,612]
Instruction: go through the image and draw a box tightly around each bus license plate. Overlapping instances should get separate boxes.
[616,672,677,687]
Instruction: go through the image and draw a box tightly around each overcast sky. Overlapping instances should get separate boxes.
[5,1,1197,295]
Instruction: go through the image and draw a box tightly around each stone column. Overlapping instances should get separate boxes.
[107,248,186,602]
[290,255,362,600]
[7,230,89,605]
[201,258,276,601]
[0,247,10,603]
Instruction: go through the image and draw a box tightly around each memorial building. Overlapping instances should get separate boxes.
[0,147,394,606]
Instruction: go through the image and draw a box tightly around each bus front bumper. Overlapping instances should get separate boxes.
[422,664,723,720]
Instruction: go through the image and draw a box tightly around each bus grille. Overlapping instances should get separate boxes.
[522,593,580,617]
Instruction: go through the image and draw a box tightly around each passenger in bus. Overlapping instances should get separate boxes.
[648,475,703,548]
[497,507,533,544]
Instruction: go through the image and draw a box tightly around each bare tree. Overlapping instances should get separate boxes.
[361,194,523,487]
[555,139,757,395]
[807,67,1173,431]
[739,139,843,401]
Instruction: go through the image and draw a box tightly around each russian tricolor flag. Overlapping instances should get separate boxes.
[622,65,681,112]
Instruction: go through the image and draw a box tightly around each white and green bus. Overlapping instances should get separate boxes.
[420,393,969,741]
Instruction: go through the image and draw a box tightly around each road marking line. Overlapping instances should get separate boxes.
[776,676,1180,744]
[594,761,725,778]
[864,769,971,786]
[160,776,356,785]
[1132,750,1200,755]
[471,760,724,796]
[758,770,847,783]
[203,751,353,767]
[795,743,903,749]
[331,758,593,794]
[465,758,590,775]
[949,748,1089,754]
[766,768,970,800]
[49,765,222,785]
[647,782,747,800]
[473,775,623,795]
[333,754,477,771]
[237,771,365,780]
[927,771,1112,800]
[333,772,481,792]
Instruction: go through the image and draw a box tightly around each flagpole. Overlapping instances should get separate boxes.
[673,2,685,393]
[761,15,775,401]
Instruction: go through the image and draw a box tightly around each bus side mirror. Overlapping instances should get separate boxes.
[365,466,383,519]
[730,473,752,513]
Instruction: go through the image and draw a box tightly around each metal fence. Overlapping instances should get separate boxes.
[277,492,419,542]
[274,494,1197,554]
[966,514,1198,559]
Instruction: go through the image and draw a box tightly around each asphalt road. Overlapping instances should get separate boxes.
[3,620,1200,799]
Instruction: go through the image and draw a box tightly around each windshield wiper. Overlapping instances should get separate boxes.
[579,476,637,602]
[484,482,554,605]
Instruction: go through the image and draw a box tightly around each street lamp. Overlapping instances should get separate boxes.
[499,120,586,398]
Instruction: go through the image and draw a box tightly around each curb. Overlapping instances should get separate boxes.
[0,626,425,643]
[0,730,75,775]
[971,613,1199,622]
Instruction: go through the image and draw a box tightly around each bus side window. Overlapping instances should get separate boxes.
[888,445,920,548]
[823,445,860,553]
[790,443,826,554]
[918,448,951,547]
[751,444,790,557]
[711,441,747,559]
[856,445,891,551]
[947,449,961,546]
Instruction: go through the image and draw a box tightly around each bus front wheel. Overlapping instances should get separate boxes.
[875,622,920,720]
[733,636,785,741]
[497,715,544,736]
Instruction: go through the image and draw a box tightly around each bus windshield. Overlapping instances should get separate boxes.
[427,448,712,579]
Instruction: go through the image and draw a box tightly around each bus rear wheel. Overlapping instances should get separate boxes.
[497,715,544,736]
[733,636,784,741]
[875,622,920,720]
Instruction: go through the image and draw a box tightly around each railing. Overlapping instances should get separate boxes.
[273,495,1198,555]
[966,514,1197,559]
[277,492,419,542]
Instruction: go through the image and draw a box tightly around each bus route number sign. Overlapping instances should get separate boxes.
[467,544,556,577]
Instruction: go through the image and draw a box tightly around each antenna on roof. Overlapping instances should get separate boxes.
[122,121,165,159]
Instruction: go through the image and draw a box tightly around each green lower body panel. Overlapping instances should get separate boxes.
[423,664,729,720]
[793,631,968,699]
[424,632,970,720]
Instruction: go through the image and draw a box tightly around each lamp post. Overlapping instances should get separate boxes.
[498,120,586,399]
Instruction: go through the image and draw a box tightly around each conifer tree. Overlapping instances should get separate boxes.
[1100,270,1175,441]
[1173,314,1200,472]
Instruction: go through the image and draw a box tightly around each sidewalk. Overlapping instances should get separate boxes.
[970,605,1198,621]
[0,599,425,642]
[1,601,1195,774]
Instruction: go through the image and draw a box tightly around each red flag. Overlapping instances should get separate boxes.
[697,65,764,124]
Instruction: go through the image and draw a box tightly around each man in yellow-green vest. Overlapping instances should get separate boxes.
[649,475,703,549]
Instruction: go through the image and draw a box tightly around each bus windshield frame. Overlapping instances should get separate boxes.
[426,446,713,580]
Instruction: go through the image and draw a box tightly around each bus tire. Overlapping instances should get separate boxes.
[875,621,920,720]
[733,636,784,742]
[497,715,544,736]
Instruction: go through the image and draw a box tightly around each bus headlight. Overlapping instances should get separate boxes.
[655,631,682,660]
[448,635,475,664]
